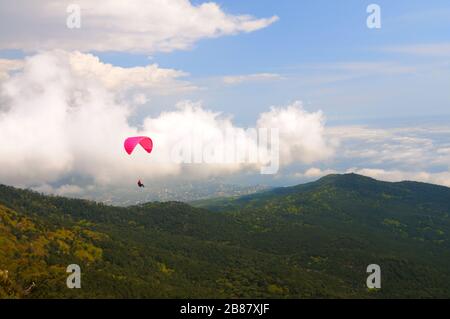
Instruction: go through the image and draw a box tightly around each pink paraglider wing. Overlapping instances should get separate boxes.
[124,136,153,155]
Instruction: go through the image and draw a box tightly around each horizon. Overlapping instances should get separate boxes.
[2,172,449,207]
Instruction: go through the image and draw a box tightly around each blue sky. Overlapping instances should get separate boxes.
[95,0,449,68]
[87,0,450,125]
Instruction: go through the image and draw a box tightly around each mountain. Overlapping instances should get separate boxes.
[1,174,450,298]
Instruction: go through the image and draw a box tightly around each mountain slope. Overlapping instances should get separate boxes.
[0,184,352,298]
[193,173,450,297]
[1,174,450,298]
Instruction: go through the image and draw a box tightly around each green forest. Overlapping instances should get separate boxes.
[1,173,450,298]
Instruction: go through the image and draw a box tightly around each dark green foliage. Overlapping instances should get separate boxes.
[1,173,450,298]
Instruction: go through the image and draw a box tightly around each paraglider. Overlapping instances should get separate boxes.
[124,136,153,189]
[124,136,153,155]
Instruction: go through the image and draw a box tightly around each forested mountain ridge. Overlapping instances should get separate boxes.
[194,173,450,248]
[1,174,450,298]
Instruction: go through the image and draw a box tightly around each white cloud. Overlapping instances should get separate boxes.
[327,125,450,168]
[317,125,450,188]
[312,62,417,76]
[223,73,283,85]
[132,93,149,106]
[0,51,195,95]
[384,43,450,57]
[0,0,278,53]
[347,168,450,187]
[0,51,331,191]
[0,59,24,81]
[305,168,337,178]
[295,167,337,178]
[258,102,334,165]
[34,184,84,196]
[67,51,196,94]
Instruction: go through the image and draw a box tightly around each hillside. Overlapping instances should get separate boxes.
[1,174,450,298]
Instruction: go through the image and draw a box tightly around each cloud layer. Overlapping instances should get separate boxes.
[0,0,278,53]
[223,73,282,85]
[68,51,194,93]
[0,51,332,191]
